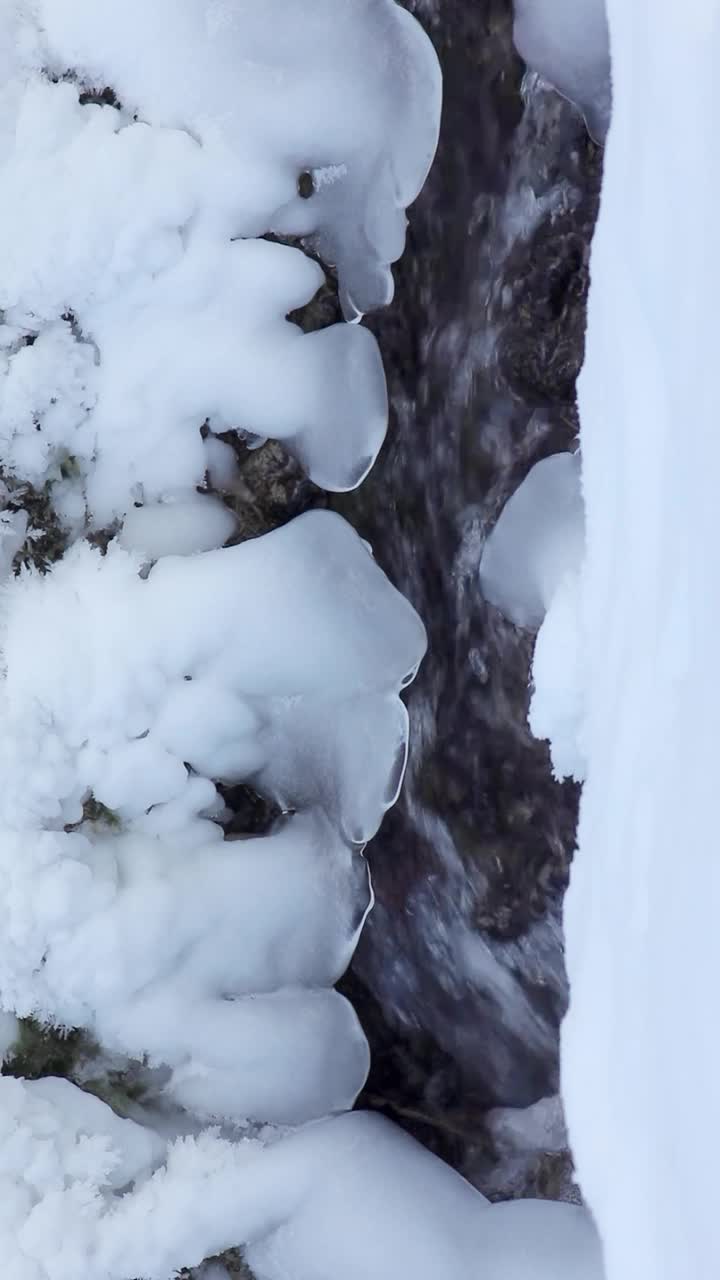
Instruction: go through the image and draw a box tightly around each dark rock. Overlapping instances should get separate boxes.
[335,0,601,1189]
[216,782,283,837]
[218,436,327,542]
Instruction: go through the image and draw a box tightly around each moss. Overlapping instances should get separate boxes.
[2,1017,89,1081]
[63,794,122,835]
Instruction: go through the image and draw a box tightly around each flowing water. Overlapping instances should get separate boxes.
[335,0,602,1187]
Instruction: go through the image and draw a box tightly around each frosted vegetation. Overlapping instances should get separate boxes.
[0,0,611,1277]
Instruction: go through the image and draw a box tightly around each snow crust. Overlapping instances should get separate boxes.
[513,0,611,141]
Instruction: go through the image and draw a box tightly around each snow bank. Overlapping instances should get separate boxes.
[524,3,720,1278]
[480,451,584,629]
[0,0,441,520]
[513,0,611,141]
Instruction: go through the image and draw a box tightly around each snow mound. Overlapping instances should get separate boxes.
[480,452,584,629]
[0,0,441,520]
[0,510,424,1124]
[513,0,611,142]
[0,1098,604,1280]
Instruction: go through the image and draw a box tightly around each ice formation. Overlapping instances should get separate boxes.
[479,451,584,629]
[513,0,611,142]
[0,0,441,519]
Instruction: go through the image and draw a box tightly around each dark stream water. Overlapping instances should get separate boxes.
[334,0,602,1189]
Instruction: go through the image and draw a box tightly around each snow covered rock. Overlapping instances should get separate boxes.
[0,509,424,1124]
[544,3,720,1278]
[513,0,611,142]
[0,0,441,522]
[0,1097,604,1280]
[480,451,584,630]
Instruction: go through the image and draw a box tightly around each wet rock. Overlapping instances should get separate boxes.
[218,436,327,542]
[335,0,601,1189]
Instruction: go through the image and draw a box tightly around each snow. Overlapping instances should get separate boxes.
[479,452,586,778]
[487,1095,568,1157]
[120,495,238,559]
[0,510,424,1123]
[513,0,611,142]
[0,1095,604,1280]
[0,1010,19,1061]
[529,568,584,780]
[0,0,614,1277]
[480,452,584,629]
[0,0,441,522]
[524,3,720,1278]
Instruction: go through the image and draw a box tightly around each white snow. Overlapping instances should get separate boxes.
[120,495,238,559]
[480,451,584,629]
[513,0,611,141]
[0,510,424,1123]
[0,0,441,522]
[0,1,617,1278]
[486,1094,568,1157]
[0,1098,603,1280]
[529,567,585,780]
[0,1010,19,1062]
[524,3,720,1278]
